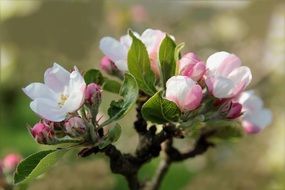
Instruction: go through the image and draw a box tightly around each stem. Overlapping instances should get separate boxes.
[148,139,172,190]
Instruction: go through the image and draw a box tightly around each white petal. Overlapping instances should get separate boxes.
[115,60,128,72]
[99,37,127,63]
[63,70,86,112]
[207,51,230,73]
[228,66,252,90]
[23,83,57,101]
[244,109,272,129]
[240,91,263,111]
[140,29,165,53]
[212,76,234,98]
[207,51,241,76]
[30,98,66,122]
[44,63,70,93]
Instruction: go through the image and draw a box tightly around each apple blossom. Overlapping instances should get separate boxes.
[30,121,55,144]
[2,154,22,172]
[165,76,203,112]
[238,91,272,134]
[179,52,206,81]
[99,28,168,75]
[64,116,87,137]
[23,63,86,122]
[205,51,252,98]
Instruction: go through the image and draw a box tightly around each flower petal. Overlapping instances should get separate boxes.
[140,29,165,54]
[63,70,86,112]
[30,98,66,122]
[22,83,57,101]
[99,37,127,63]
[207,51,241,76]
[228,66,252,96]
[44,63,70,93]
[212,76,234,98]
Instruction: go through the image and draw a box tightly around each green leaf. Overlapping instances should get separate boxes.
[142,91,181,124]
[127,30,157,96]
[102,79,121,94]
[84,69,104,85]
[107,123,122,142]
[14,149,67,184]
[159,35,177,87]
[174,42,185,74]
[100,73,139,126]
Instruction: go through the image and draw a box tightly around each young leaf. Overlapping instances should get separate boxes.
[100,73,138,126]
[84,69,104,85]
[102,79,121,94]
[159,35,177,88]
[142,91,181,124]
[174,42,185,74]
[127,30,157,96]
[14,149,67,184]
[107,123,122,143]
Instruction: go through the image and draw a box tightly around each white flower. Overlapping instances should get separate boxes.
[99,28,168,74]
[205,51,252,98]
[23,63,86,122]
[238,90,272,134]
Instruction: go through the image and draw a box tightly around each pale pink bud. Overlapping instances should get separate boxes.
[166,76,203,112]
[85,83,102,104]
[226,102,242,119]
[179,52,206,81]
[100,56,121,76]
[2,154,22,172]
[30,122,55,144]
[64,117,86,137]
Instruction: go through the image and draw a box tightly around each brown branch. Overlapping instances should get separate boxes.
[147,139,173,190]
[78,92,215,190]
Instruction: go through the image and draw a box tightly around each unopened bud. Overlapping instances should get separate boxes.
[179,52,206,81]
[30,121,55,144]
[226,102,242,119]
[85,83,102,104]
[2,154,22,173]
[64,117,87,137]
[100,56,122,77]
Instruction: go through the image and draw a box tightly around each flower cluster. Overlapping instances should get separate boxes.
[22,28,272,147]
[23,63,107,145]
[18,28,273,187]
[100,28,272,135]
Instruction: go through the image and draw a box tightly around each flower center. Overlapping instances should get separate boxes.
[58,94,69,108]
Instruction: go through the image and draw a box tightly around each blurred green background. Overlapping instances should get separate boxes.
[0,0,284,189]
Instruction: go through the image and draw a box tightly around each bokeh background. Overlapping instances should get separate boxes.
[0,0,284,189]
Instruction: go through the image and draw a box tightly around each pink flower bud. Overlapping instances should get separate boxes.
[179,52,206,81]
[85,83,102,104]
[166,76,203,112]
[64,117,86,137]
[226,102,242,119]
[30,122,55,144]
[100,56,121,76]
[2,154,22,172]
